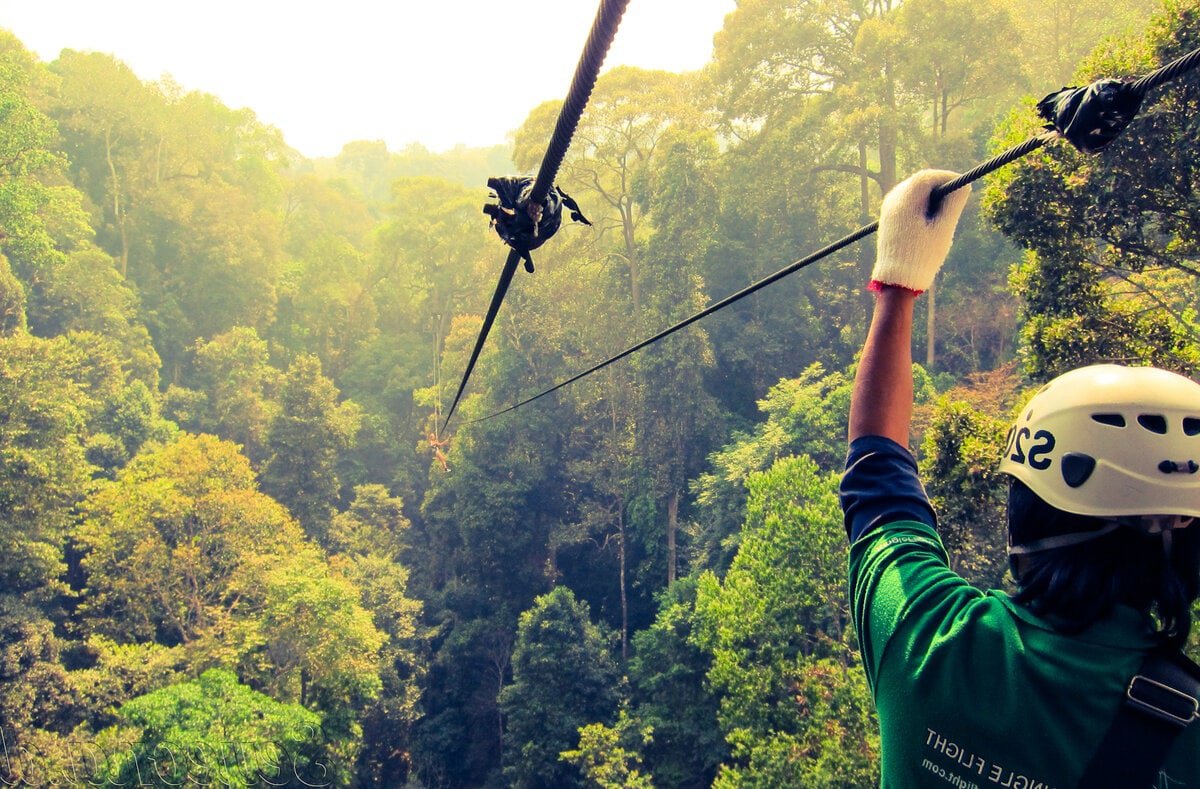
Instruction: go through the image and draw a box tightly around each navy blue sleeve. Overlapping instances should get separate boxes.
[839,435,936,542]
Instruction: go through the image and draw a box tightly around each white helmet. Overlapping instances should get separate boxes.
[999,364,1200,522]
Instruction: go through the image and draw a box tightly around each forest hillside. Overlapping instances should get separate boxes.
[0,0,1195,786]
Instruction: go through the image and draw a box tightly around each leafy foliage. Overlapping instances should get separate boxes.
[626,579,726,789]
[986,0,1200,377]
[262,353,362,540]
[561,708,656,789]
[500,587,623,789]
[94,669,324,789]
[919,396,1012,587]
[693,456,879,787]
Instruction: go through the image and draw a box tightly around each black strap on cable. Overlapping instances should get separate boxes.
[1077,648,1200,787]
[469,46,1200,426]
[442,0,631,433]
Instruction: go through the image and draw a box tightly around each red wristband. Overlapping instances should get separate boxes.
[868,279,924,296]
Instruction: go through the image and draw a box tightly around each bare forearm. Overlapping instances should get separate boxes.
[848,287,917,446]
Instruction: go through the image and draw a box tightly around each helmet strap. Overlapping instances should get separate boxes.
[1008,516,1196,556]
[1137,515,1195,534]
[1008,521,1121,556]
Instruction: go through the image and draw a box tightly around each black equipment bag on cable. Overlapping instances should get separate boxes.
[482,175,591,273]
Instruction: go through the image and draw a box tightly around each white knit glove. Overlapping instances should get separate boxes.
[871,170,971,294]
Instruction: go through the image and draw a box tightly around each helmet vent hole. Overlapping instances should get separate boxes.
[1138,414,1168,434]
[1062,453,1097,488]
[1184,418,1200,436]
[1091,413,1126,428]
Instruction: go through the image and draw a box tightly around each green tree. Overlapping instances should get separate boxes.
[262,353,361,540]
[130,176,283,375]
[50,50,287,376]
[231,545,384,780]
[707,0,903,396]
[0,327,169,775]
[49,50,159,279]
[691,362,933,570]
[713,0,903,192]
[513,67,699,312]
[501,586,623,789]
[75,433,384,779]
[985,1,1200,377]
[328,485,426,786]
[693,456,879,787]
[1003,0,1158,85]
[190,326,279,464]
[74,433,311,644]
[0,48,89,275]
[28,246,160,386]
[369,176,493,432]
[561,708,656,789]
[632,130,722,589]
[407,309,580,786]
[94,669,324,789]
[409,605,518,788]
[0,598,85,784]
[275,174,377,378]
[893,0,1026,140]
[333,140,393,205]
[919,395,1013,588]
[0,254,26,334]
[0,332,93,604]
[627,579,726,789]
[86,378,176,475]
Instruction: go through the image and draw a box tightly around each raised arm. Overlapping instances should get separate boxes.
[848,170,971,447]
[849,288,918,445]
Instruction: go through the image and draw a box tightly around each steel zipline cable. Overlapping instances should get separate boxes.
[441,0,632,433]
[468,44,1200,426]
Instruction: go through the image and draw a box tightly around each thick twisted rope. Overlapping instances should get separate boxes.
[529,0,632,206]
[1131,45,1200,96]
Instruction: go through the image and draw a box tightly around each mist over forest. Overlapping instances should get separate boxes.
[0,0,1196,786]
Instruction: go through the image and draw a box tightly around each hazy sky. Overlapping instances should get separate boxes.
[0,1,737,158]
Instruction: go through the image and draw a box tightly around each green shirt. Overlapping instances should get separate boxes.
[849,518,1200,788]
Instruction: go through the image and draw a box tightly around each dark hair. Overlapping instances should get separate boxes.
[1008,479,1200,648]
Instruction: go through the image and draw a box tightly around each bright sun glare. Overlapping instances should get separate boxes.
[0,0,736,158]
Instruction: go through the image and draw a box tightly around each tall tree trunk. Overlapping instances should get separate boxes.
[155,134,164,186]
[878,63,898,194]
[858,142,874,329]
[858,142,871,220]
[490,632,511,767]
[433,301,452,429]
[667,490,679,586]
[609,387,630,660]
[619,508,629,660]
[623,197,640,312]
[105,127,130,278]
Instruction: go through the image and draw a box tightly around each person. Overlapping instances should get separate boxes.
[429,432,451,473]
[840,170,1200,787]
